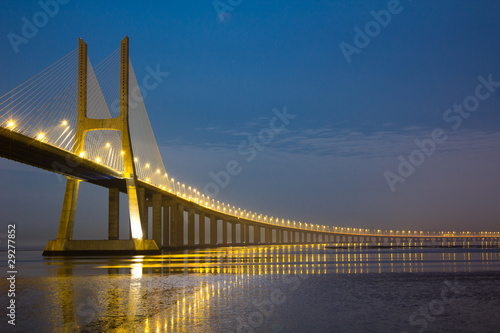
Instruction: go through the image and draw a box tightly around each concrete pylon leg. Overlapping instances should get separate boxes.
[222,220,228,245]
[199,212,205,245]
[138,187,147,239]
[231,222,236,245]
[254,226,260,244]
[240,223,245,245]
[57,178,80,240]
[188,210,195,246]
[152,193,162,246]
[162,204,169,247]
[210,215,217,245]
[177,205,184,246]
[170,203,183,247]
[245,224,250,244]
[108,188,119,240]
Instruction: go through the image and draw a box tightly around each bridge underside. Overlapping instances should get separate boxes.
[0,128,123,184]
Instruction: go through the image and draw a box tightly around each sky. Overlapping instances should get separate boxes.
[1,0,500,246]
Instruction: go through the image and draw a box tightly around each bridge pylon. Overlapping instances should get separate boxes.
[43,37,159,255]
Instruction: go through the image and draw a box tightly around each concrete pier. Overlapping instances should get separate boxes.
[199,212,206,245]
[188,209,195,246]
[210,215,217,245]
[108,188,119,240]
[231,222,236,245]
[152,193,162,246]
[222,220,228,245]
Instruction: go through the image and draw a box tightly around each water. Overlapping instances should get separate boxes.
[1,245,500,332]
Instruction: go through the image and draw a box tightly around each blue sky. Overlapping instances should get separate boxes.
[1,0,500,246]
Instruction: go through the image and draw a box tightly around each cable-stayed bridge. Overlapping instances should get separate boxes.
[0,37,498,255]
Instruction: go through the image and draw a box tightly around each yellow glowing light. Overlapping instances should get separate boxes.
[146,178,150,182]
[146,163,150,168]
[120,151,125,155]
[106,143,110,148]
[79,152,85,157]
[96,157,101,163]
[134,157,138,162]
[7,121,14,128]
[156,169,160,173]
[62,120,67,126]
[37,133,44,140]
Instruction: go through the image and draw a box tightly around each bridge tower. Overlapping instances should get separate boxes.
[43,37,159,255]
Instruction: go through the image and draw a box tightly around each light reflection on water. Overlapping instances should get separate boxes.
[3,244,500,332]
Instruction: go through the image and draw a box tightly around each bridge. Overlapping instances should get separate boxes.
[1,37,498,255]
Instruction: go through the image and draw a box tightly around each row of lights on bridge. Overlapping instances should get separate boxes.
[5,119,498,237]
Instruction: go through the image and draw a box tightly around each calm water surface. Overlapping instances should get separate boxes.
[1,245,500,332]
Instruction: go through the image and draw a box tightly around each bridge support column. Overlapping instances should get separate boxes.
[187,209,195,246]
[152,193,162,246]
[265,227,270,244]
[231,222,236,245]
[222,220,228,245]
[170,203,184,247]
[42,37,161,255]
[240,223,245,244]
[177,205,185,246]
[199,212,206,245]
[162,202,170,247]
[56,178,80,240]
[245,223,250,244]
[138,187,147,239]
[254,226,260,244]
[108,188,119,240]
[210,215,217,245]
